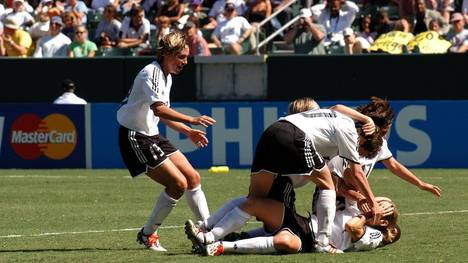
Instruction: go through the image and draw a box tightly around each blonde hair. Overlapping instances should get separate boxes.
[288,97,320,115]
[156,30,186,60]
[377,199,401,245]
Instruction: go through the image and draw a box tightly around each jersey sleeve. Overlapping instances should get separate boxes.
[376,139,393,162]
[141,66,166,104]
[328,156,347,178]
[350,226,383,251]
[335,117,360,164]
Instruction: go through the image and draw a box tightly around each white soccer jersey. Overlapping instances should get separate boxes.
[328,138,393,178]
[117,61,171,136]
[311,208,383,252]
[282,109,360,164]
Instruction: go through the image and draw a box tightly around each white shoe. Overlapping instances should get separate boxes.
[204,242,224,256]
[185,219,206,250]
[136,228,167,252]
[314,243,343,254]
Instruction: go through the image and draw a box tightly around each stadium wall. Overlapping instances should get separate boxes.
[0,54,467,102]
[1,101,467,169]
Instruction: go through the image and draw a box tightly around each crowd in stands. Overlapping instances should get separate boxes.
[0,0,466,56]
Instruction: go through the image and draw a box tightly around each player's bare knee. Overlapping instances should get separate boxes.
[185,170,201,188]
[273,233,301,253]
[168,178,188,198]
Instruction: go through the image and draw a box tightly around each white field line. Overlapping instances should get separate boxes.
[1,209,467,239]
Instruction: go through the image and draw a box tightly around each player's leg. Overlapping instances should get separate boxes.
[208,197,284,242]
[248,171,275,198]
[309,166,337,252]
[118,127,183,251]
[169,151,210,222]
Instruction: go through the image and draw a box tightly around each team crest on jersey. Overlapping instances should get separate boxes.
[369,231,382,239]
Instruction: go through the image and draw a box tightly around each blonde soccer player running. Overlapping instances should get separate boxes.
[117,30,215,251]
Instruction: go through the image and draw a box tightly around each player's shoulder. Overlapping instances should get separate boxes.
[140,61,162,76]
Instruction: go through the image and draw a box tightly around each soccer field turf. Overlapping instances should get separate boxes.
[1,169,467,262]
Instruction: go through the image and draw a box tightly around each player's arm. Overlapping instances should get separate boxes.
[382,157,442,197]
[151,102,215,127]
[345,214,366,242]
[160,118,209,148]
[330,104,375,135]
[334,174,365,202]
[346,162,382,223]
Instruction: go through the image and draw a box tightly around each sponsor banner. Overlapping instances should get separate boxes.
[0,104,86,168]
[91,101,468,169]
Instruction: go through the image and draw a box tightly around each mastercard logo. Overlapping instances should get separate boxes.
[9,113,77,160]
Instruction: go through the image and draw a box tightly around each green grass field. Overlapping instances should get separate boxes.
[1,169,467,262]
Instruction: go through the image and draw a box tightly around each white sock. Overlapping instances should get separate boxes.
[209,207,251,242]
[246,227,269,238]
[143,191,178,235]
[316,189,336,246]
[223,236,276,254]
[185,185,210,222]
[205,197,247,230]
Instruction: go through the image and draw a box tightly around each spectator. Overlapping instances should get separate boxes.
[446,12,468,52]
[424,0,454,22]
[33,16,71,57]
[283,7,326,54]
[0,15,32,56]
[204,0,247,29]
[118,6,151,49]
[94,4,121,48]
[68,24,98,57]
[244,0,271,25]
[356,14,377,44]
[54,79,87,105]
[428,18,443,34]
[154,0,184,26]
[28,10,50,43]
[91,0,119,11]
[211,2,252,54]
[34,0,54,16]
[311,0,359,46]
[1,0,35,29]
[155,15,172,42]
[343,27,366,54]
[413,0,448,34]
[61,11,79,40]
[64,0,88,25]
[184,20,211,56]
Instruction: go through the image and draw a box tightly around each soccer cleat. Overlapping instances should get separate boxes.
[314,243,343,254]
[204,241,224,256]
[185,219,206,250]
[136,228,167,252]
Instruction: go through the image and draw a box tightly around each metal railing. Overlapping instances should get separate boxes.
[254,0,300,54]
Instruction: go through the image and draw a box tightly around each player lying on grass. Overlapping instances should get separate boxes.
[188,195,400,256]
[185,98,384,253]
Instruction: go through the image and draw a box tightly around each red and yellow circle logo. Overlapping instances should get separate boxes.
[10,113,77,160]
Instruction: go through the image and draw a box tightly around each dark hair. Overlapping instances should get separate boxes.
[61,79,76,92]
[357,96,395,131]
[357,125,383,159]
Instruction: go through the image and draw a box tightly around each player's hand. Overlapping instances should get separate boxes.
[362,117,376,135]
[419,182,442,197]
[370,201,383,225]
[190,115,216,127]
[378,199,395,217]
[357,198,371,215]
[188,129,209,148]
